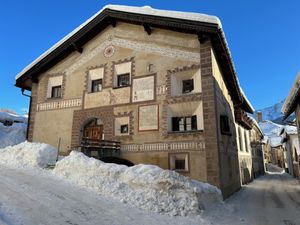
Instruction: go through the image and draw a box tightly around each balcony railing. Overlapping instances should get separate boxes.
[235,108,253,130]
[79,138,121,159]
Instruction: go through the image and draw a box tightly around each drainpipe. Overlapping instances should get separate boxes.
[21,88,31,140]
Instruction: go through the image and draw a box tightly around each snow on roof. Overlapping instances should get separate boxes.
[261,136,269,144]
[284,125,298,135]
[240,87,255,113]
[269,136,283,148]
[282,71,300,115]
[16,5,221,80]
[259,120,283,137]
[249,116,263,135]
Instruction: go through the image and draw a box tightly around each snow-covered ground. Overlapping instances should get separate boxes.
[0,143,299,224]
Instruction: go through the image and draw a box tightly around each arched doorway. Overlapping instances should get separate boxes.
[82,118,104,142]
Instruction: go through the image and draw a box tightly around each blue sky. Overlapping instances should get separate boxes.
[1,0,299,114]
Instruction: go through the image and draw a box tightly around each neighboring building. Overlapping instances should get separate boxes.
[282,71,300,140]
[15,5,254,198]
[280,126,300,178]
[249,118,265,178]
[269,137,285,168]
[236,117,253,184]
[262,137,272,165]
[282,71,300,178]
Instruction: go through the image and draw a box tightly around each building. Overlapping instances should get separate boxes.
[15,5,254,198]
[250,118,265,178]
[282,72,300,126]
[269,137,285,168]
[280,126,300,178]
[282,71,300,178]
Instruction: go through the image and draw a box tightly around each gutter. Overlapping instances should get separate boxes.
[21,89,32,140]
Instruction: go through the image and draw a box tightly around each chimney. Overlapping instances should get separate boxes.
[256,111,263,123]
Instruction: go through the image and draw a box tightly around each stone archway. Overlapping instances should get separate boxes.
[81,118,104,142]
[71,107,114,149]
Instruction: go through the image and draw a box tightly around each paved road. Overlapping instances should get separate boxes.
[204,165,300,225]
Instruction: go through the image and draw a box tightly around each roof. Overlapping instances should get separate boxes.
[240,88,255,113]
[15,5,253,113]
[282,71,300,119]
[269,136,283,148]
[249,116,263,137]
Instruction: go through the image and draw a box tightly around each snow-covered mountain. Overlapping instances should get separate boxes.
[0,110,27,148]
[254,100,295,124]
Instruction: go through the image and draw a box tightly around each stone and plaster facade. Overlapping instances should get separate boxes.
[280,127,300,179]
[250,120,265,178]
[16,6,254,198]
[282,71,300,178]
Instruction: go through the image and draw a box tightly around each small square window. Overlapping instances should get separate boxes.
[175,159,186,170]
[91,79,102,93]
[169,153,189,172]
[182,79,194,93]
[120,124,129,134]
[220,115,231,135]
[117,73,130,87]
[51,85,61,98]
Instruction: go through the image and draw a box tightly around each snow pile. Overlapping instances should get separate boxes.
[53,151,222,216]
[266,163,285,174]
[0,142,58,169]
[0,123,27,148]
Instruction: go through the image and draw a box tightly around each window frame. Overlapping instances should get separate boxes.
[220,115,231,135]
[120,124,129,134]
[182,79,194,94]
[116,73,130,88]
[91,78,103,93]
[169,153,189,172]
[51,85,62,98]
[171,115,197,132]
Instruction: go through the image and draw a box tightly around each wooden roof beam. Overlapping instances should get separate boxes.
[143,23,151,35]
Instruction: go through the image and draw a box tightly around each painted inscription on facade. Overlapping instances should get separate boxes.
[132,75,154,102]
[138,104,158,131]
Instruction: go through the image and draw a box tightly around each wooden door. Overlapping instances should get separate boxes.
[84,125,103,140]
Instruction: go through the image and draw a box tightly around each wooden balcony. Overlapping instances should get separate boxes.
[79,138,121,159]
[235,108,253,130]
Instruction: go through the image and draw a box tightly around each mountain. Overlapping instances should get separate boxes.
[253,100,295,125]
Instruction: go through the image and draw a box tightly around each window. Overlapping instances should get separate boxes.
[172,115,197,132]
[47,75,63,99]
[114,61,132,88]
[120,124,129,134]
[117,73,130,87]
[175,159,186,170]
[182,79,194,93]
[91,79,102,93]
[115,117,130,136]
[51,85,61,98]
[169,153,189,172]
[238,127,243,151]
[220,115,231,135]
[244,131,249,152]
